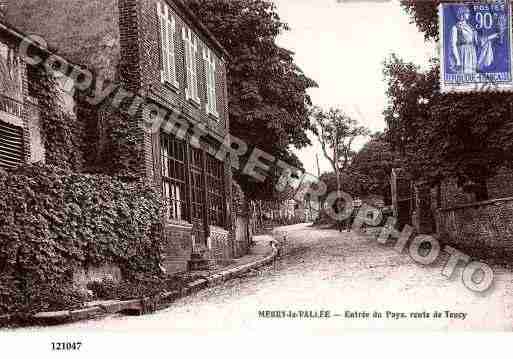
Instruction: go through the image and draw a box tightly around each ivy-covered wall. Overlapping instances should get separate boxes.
[28,66,86,171]
[0,164,165,314]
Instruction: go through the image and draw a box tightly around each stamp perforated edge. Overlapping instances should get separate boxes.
[439,0,513,94]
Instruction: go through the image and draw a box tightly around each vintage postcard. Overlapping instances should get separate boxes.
[1,0,513,356]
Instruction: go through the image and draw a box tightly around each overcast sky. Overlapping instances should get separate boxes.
[273,0,435,175]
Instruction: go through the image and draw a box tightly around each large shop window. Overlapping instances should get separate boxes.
[161,134,188,221]
[190,147,204,220]
[206,154,225,227]
[0,119,24,168]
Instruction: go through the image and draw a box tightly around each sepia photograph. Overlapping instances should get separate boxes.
[1,0,513,356]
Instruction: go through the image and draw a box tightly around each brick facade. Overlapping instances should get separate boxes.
[6,0,235,274]
[119,0,233,272]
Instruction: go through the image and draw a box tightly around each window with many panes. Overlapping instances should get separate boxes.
[206,154,225,227]
[190,147,204,220]
[161,134,188,221]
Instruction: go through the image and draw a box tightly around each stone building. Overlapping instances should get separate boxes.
[4,0,243,273]
[0,18,76,169]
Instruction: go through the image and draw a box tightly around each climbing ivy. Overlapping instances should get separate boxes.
[0,164,165,315]
[29,65,85,171]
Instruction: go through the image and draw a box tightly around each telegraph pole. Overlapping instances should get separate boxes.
[316,154,321,178]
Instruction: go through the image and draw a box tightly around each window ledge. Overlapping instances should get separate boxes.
[207,111,220,122]
[165,219,193,229]
[0,110,23,127]
[209,225,229,235]
[162,80,180,94]
[185,92,201,108]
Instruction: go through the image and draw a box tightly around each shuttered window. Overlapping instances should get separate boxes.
[0,119,24,168]
[203,48,218,118]
[157,2,178,88]
[182,27,200,104]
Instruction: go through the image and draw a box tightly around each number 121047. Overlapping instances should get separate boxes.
[51,342,82,351]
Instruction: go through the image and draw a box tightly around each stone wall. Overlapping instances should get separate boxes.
[436,197,513,259]
[234,216,250,258]
[231,181,252,258]
[440,178,476,208]
[6,0,120,81]
[208,225,231,263]
[161,222,193,274]
[487,167,513,200]
[438,168,513,210]
[73,264,122,290]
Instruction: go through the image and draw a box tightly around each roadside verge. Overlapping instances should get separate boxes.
[1,235,278,329]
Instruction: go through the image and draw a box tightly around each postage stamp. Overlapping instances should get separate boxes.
[439,0,513,93]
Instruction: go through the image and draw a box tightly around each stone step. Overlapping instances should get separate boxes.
[188,258,216,271]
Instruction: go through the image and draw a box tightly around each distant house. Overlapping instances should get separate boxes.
[5,0,248,273]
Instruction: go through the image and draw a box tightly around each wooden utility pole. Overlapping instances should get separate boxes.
[316,153,324,211]
[316,154,321,178]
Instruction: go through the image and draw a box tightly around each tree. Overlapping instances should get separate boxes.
[319,171,373,199]
[350,132,405,204]
[311,107,370,199]
[186,0,317,200]
[383,53,513,199]
[401,1,440,41]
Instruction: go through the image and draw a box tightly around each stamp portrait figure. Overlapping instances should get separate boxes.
[450,6,502,74]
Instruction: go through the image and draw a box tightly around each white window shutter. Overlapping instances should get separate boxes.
[167,16,177,85]
[204,49,217,116]
[183,27,191,98]
[192,37,199,101]
[211,58,217,115]
[157,3,169,83]
[183,27,200,103]
[203,49,210,113]
[207,54,213,114]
